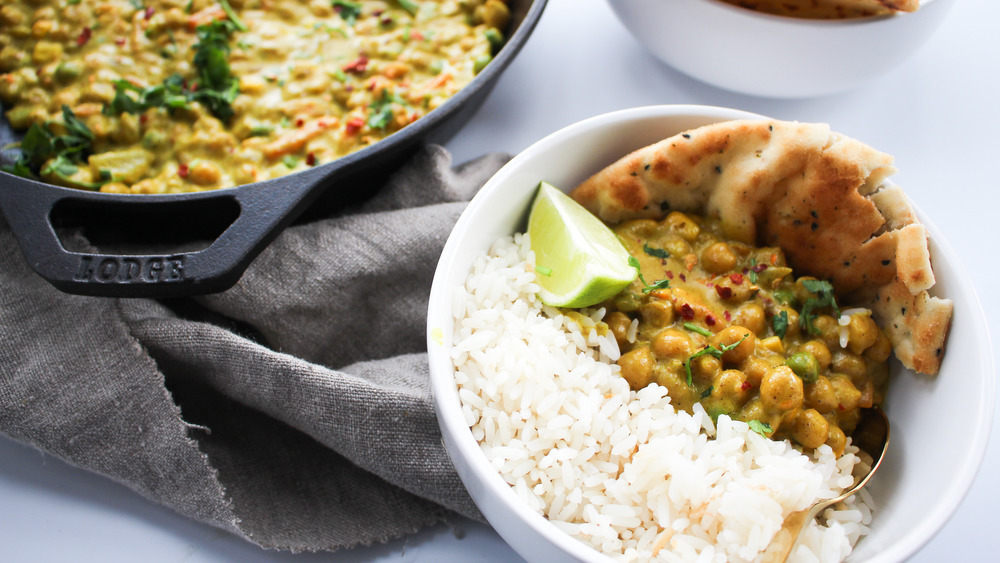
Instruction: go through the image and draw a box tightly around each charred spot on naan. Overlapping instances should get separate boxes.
[569,118,952,374]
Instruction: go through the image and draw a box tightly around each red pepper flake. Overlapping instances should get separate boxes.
[741,381,752,391]
[139,113,148,125]
[723,311,732,321]
[306,152,316,166]
[343,56,369,74]
[679,273,687,282]
[665,271,674,280]
[729,273,744,285]
[76,27,92,47]
[411,31,424,40]
[115,38,126,46]
[837,404,846,411]
[715,285,732,299]
[752,262,768,273]
[770,253,778,266]
[144,7,155,19]
[705,314,717,326]
[680,303,695,320]
[296,118,305,127]
[178,163,189,178]
[345,116,365,135]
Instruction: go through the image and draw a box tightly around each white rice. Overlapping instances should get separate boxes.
[450,233,874,563]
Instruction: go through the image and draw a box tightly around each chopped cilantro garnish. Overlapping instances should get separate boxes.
[683,322,712,337]
[748,258,758,284]
[798,279,839,336]
[643,243,670,260]
[628,255,670,294]
[771,310,788,339]
[393,0,419,15]
[333,0,362,25]
[701,386,714,399]
[1,106,106,190]
[367,91,406,130]
[683,335,748,385]
[748,420,772,436]
[218,0,248,31]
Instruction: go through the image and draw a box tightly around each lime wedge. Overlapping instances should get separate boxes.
[527,181,638,308]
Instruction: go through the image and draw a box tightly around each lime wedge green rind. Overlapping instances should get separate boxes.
[527,181,638,308]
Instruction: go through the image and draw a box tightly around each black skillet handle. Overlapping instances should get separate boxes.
[0,167,331,298]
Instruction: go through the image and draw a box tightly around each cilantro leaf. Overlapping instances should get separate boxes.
[628,254,670,294]
[332,0,362,25]
[683,322,712,337]
[772,310,788,339]
[367,91,406,130]
[748,420,772,436]
[643,243,670,259]
[683,335,748,385]
[1,106,105,190]
[798,279,840,336]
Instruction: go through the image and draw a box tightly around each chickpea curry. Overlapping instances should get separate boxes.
[0,0,510,193]
[604,211,891,456]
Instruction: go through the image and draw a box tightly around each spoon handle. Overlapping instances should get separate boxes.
[759,501,829,563]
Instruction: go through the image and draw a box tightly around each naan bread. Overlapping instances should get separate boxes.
[721,0,919,19]
[570,119,951,374]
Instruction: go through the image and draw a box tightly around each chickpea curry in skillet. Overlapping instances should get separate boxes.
[0,0,510,193]
[603,211,890,457]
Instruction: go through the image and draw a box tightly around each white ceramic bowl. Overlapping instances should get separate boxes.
[427,105,994,562]
[607,0,955,98]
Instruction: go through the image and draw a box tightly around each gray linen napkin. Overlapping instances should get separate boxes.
[0,146,510,552]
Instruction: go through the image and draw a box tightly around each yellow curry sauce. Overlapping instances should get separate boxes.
[603,211,890,456]
[0,0,509,193]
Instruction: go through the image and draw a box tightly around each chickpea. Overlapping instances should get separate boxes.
[652,327,692,359]
[863,328,892,363]
[690,354,722,384]
[804,375,838,413]
[99,182,130,194]
[811,314,841,349]
[760,365,804,411]
[188,160,222,186]
[710,325,755,365]
[739,356,770,388]
[846,313,880,355]
[826,425,847,457]
[832,351,866,382]
[663,238,692,257]
[618,346,655,390]
[773,306,800,339]
[475,0,511,30]
[785,352,819,383]
[740,398,780,435]
[663,211,700,241]
[733,302,766,335]
[801,339,831,372]
[713,369,751,405]
[829,374,861,412]
[605,311,634,351]
[791,409,830,449]
[701,242,738,274]
[639,299,675,327]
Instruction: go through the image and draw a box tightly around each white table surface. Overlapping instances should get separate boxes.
[3,0,998,561]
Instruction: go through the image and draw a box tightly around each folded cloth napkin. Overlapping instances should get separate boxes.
[0,146,510,552]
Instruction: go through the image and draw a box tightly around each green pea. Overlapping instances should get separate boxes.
[772,288,795,305]
[786,352,819,384]
[54,61,84,83]
[473,54,491,74]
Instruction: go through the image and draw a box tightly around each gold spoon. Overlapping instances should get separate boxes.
[760,407,890,563]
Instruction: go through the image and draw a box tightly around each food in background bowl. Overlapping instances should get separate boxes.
[0,0,510,193]
[443,116,955,561]
[717,0,919,19]
[607,0,954,98]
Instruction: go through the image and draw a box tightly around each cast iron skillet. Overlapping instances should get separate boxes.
[0,0,545,298]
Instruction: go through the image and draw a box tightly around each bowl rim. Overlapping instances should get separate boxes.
[427,103,995,563]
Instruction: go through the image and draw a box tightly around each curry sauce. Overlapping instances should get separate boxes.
[0,0,509,193]
[603,211,890,456]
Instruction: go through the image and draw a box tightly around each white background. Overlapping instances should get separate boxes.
[2,0,997,560]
